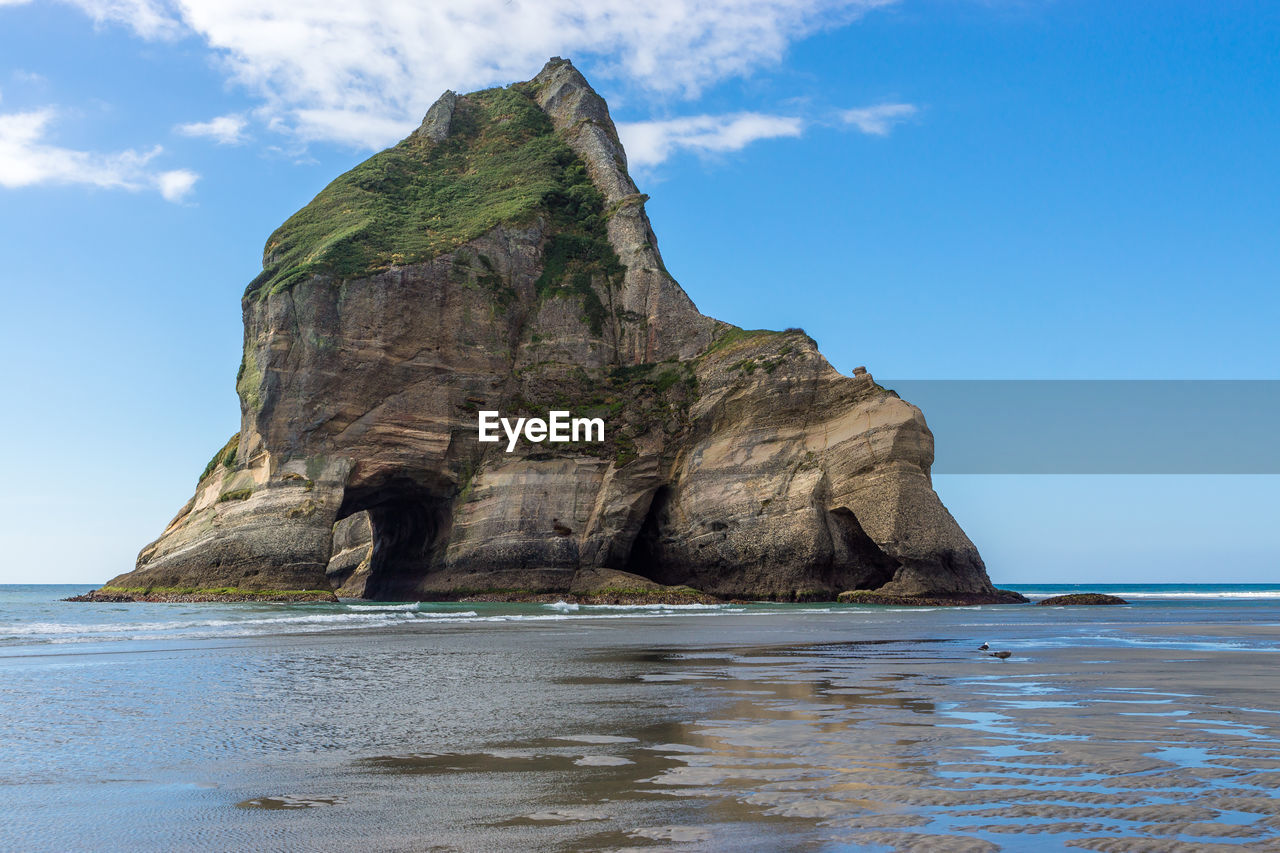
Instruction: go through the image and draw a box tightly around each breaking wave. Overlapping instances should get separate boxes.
[0,600,766,648]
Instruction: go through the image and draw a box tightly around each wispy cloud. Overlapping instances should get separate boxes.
[18,0,899,149]
[840,102,917,135]
[59,0,180,39]
[0,108,197,201]
[175,113,248,145]
[618,101,919,168]
[618,113,804,168]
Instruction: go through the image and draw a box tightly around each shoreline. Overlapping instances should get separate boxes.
[64,588,339,604]
[64,586,1035,607]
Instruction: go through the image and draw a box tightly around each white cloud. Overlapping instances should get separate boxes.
[618,113,804,168]
[840,102,917,135]
[1,0,176,35]
[26,0,898,149]
[175,113,248,144]
[0,108,197,201]
[61,0,179,38]
[616,100,919,167]
[288,108,421,152]
[156,168,198,201]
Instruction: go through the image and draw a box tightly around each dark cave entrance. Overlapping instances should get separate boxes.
[623,486,684,586]
[826,506,899,590]
[338,476,454,601]
[621,493,901,592]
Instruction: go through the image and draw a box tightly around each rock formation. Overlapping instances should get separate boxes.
[96,59,1015,604]
[1036,593,1128,606]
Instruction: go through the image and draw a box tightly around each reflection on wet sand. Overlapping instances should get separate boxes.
[361,636,1280,851]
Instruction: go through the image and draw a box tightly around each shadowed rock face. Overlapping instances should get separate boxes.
[102,59,1000,603]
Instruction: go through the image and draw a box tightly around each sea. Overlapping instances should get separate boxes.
[2,583,1279,852]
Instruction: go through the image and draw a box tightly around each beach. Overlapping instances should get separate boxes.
[3,586,1279,851]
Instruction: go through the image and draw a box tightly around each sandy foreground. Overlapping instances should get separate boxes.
[4,599,1279,851]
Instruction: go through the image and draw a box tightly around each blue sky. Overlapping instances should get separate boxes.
[0,0,1276,585]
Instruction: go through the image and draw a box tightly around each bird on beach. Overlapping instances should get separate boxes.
[978,642,989,651]
[989,650,1013,660]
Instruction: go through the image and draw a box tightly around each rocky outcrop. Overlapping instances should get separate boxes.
[326,513,373,596]
[837,590,1029,607]
[1036,593,1128,606]
[96,59,1006,604]
[413,90,457,143]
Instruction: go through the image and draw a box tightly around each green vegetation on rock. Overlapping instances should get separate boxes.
[705,327,779,355]
[509,359,698,469]
[236,348,263,412]
[199,433,240,483]
[1035,592,1128,606]
[97,586,335,601]
[534,232,622,336]
[245,85,623,303]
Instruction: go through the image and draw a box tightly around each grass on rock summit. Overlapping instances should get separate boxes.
[246,84,620,300]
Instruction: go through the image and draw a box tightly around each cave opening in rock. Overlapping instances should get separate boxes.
[338,476,454,601]
[826,506,899,590]
[623,485,683,585]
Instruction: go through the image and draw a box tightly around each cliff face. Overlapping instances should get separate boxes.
[102,59,1005,603]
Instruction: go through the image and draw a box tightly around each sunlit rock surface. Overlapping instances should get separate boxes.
[99,59,1004,604]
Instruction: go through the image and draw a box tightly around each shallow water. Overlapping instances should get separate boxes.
[3,585,1280,851]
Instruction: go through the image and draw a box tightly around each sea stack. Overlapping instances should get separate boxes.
[97,59,1010,604]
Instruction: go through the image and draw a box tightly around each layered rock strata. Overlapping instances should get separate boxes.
[94,59,1009,604]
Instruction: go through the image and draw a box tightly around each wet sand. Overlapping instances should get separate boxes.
[3,601,1279,851]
